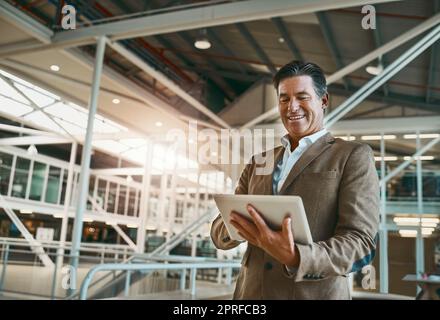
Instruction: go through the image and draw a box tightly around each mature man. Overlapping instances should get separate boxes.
[210,61,379,300]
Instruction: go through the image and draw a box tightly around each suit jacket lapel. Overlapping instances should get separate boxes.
[253,146,284,195]
[279,132,335,195]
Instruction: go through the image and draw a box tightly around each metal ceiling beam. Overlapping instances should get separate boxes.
[0,1,53,44]
[0,123,59,136]
[47,0,401,47]
[236,23,277,75]
[328,84,440,114]
[371,5,390,96]
[206,28,249,75]
[426,0,440,103]
[0,135,72,145]
[240,11,440,129]
[106,39,231,128]
[178,31,236,101]
[316,12,352,90]
[271,17,303,61]
[325,23,440,128]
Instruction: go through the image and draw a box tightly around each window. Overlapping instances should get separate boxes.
[0,152,13,195]
[29,162,47,201]
[11,157,31,199]
[45,166,61,204]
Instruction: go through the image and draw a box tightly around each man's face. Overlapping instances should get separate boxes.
[278,75,328,141]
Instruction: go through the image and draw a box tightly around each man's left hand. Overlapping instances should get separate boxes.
[230,204,300,268]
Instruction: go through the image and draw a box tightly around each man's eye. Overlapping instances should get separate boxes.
[280,98,289,103]
[298,96,309,101]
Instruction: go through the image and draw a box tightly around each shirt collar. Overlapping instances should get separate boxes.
[281,128,328,150]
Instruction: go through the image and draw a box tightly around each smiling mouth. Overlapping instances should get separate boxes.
[287,115,306,121]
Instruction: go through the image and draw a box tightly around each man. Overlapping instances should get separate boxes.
[210,61,379,300]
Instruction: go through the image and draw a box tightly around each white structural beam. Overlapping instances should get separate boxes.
[64,48,192,130]
[0,1,53,44]
[241,11,440,129]
[92,167,200,176]
[325,23,440,128]
[106,40,231,129]
[50,0,400,46]
[0,124,59,137]
[0,135,72,146]
[0,193,54,267]
[88,196,137,251]
[0,59,149,107]
[70,37,106,271]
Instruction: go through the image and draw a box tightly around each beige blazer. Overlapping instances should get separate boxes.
[210,133,380,299]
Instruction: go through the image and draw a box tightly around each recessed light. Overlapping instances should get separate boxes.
[20,209,33,214]
[126,175,133,183]
[278,37,285,43]
[50,65,60,72]
[155,121,163,127]
[211,151,217,156]
[194,39,211,50]
[112,98,120,104]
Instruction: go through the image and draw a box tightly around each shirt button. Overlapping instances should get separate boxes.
[264,262,273,270]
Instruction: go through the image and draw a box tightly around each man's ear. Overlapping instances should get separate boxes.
[321,92,329,110]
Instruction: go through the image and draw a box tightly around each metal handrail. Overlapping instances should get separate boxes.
[79,261,241,300]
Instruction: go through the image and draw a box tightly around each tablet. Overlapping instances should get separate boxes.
[213,194,313,245]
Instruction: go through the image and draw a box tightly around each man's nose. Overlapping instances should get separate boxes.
[288,99,300,112]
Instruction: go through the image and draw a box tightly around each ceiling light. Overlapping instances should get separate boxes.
[403,133,440,139]
[20,209,33,214]
[403,156,434,161]
[127,224,137,228]
[399,229,417,237]
[374,156,398,162]
[194,29,211,50]
[112,98,120,104]
[155,121,163,127]
[146,225,157,230]
[50,65,60,72]
[126,175,133,184]
[361,135,396,140]
[53,214,64,218]
[83,218,94,223]
[27,144,38,156]
[278,37,285,43]
[106,221,117,226]
[366,63,383,76]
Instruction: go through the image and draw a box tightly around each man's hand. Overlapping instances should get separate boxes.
[230,204,300,268]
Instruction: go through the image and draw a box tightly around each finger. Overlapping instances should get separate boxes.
[238,232,257,245]
[246,204,270,234]
[231,219,256,242]
[236,227,257,243]
[282,216,294,243]
[230,212,257,232]
[230,219,257,237]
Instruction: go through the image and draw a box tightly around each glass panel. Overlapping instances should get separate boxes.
[87,176,95,210]
[97,179,106,209]
[11,157,31,198]
[45,166,61,204]
[118,185,127,215]
[107,182,117,213]
[59,170,68,205]
[127,189,136,216]
[0,152,13,195]
[29,162,47,201]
